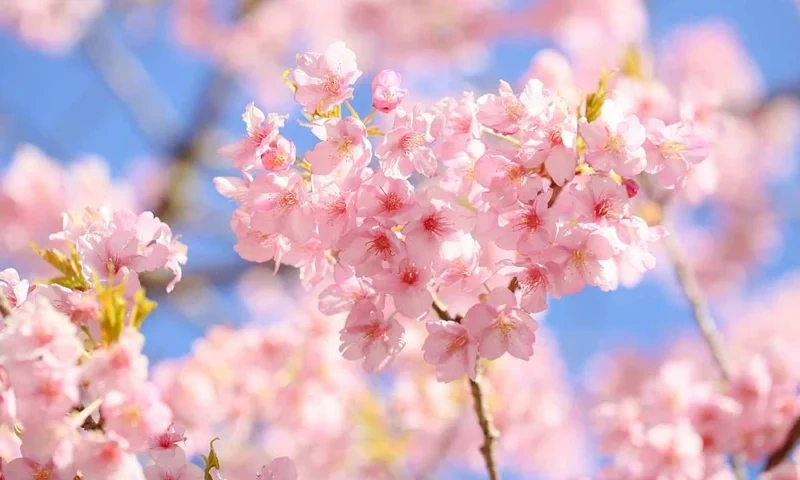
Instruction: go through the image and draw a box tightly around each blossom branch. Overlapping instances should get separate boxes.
[764,416,800,471]
[431,299,500,480]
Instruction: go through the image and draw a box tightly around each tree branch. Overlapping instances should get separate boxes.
[661,227,733,381]
[0,294,12,318]
[468,372,500,480]
[764,416,800,471]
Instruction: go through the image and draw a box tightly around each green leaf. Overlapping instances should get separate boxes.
[203,438,222,480]
[130,289,157,329]
[31,243,89,291]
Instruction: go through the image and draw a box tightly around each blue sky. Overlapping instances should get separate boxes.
[1,1,799,477]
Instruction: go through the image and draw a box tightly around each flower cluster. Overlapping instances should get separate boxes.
[588,274,800,478]
[0,0,104,51]
[216,41,711,380]
[153,276,586,479]
[0,206,296,479]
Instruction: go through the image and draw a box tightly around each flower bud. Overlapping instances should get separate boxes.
[371,70,406,113]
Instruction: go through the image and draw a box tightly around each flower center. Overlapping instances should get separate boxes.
[504,163,527,182]
[400,267,419,286]
[366,233,394,258]
[659,141,685,159]
[594,199,613,219]
[336,137,354,159]
[400,133,426,153]
[379,191,403,214]
[323,74,342,95]
[494,312,516,335]
[604,134,624,153]
[504,98,525,120]
[549,128,563,147]
[278,191,298,210]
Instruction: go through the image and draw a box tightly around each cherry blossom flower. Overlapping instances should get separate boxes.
[376,105,438,179]
[257,457,298,480]
[371,259,433,320]
[305,117,372,176]
[338,301,405,373]
[421,320,478,382]
[292,41,362,114]
[477,80,548,135]
[462,287,538,360]
[218,103,287,171]
[580,100,647,177]
[371,70,407,113]
[645,119,712,189]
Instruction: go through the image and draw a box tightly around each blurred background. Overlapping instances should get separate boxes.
[1,0,799,478]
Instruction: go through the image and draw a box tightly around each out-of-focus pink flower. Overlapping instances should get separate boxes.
[257,457,298,480]
[477,80,548,135]
[371,69,407,113]
[645,119,711,189]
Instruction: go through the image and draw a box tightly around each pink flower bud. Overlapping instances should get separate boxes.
[624,179,640,198]
[371,69,406,113]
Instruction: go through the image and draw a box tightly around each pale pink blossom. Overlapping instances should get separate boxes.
[525,116,579,185]
[0,269,31,310]
[543,225,618,295]
[292,41,362,114]
[101,384,173,450]
[568,175,629,224]
[580,100,647,177]
[376,106,438,179]
[477,80,548,135]
[81,328,148,397]
[257,457,298,480]
[318,266,378,315]
[218,103,287,171]
[372,259,433,320]
[645,119,711,189]
[250,172,315,243]
[4,457,72,480]
[356,173,416,225]
[462,287,537,360]
[338,219,405,277]
[73,435,145,480]
[421,320,478,382]
[306,117,372,176]
[371,69,407,113]
[338,301,405,373]
[259,137,297,173]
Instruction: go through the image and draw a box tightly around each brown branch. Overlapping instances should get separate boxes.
[0,295,12,318]
[430,298,500,480]
[468,372,500,480]
[764,416,800,471]
[661,224,733,382]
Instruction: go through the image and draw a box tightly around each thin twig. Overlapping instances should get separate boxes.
[764,416,800,471]
[469,372,500,480]
[661,227,733,381]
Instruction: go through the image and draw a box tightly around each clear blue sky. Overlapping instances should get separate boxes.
[1,1,798,478]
